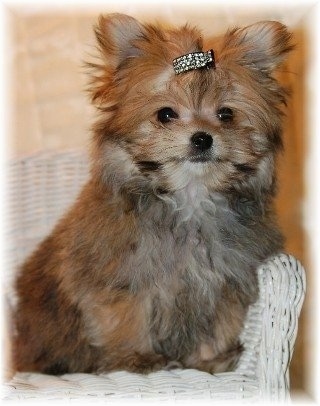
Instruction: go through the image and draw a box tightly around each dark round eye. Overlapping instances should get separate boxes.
[217,107,234,123]
[157,107,179,123]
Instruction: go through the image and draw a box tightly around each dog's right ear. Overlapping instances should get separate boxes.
[220,21,293,72]
[95,13,144,69]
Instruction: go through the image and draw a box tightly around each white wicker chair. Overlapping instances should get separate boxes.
[3,149,306,402]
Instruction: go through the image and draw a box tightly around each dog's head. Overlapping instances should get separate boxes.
[89,14,292,197]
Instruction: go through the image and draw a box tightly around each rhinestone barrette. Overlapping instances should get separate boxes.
[173,49,215,75]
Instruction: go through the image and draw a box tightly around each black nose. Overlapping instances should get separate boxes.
[191,132,213,152]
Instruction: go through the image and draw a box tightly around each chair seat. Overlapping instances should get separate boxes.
[5,370,259,401]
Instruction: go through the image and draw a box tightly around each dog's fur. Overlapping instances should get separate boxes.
[12,14,292,375]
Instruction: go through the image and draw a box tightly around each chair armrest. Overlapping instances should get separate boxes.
[257,253,306,401]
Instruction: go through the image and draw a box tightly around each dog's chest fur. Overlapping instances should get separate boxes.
[118,184,260,359]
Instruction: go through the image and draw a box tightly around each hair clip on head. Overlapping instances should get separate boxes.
[173,49,215,75]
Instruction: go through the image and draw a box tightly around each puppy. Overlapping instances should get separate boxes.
[12,14,292,375]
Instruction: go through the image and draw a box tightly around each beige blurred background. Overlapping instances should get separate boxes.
[4,0,318,400]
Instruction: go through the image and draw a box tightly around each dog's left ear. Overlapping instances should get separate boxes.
[95,13,144,70]
[221,21,293,71]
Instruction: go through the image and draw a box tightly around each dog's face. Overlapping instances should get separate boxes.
[90,14,292,195]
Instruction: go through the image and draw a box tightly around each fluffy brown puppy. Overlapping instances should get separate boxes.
[13,14,292,375]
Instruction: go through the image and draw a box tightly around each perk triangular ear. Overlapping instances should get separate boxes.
[94,13,144,69]
[221,21,293,71]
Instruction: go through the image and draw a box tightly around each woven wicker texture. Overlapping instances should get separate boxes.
[3,150,306,402]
